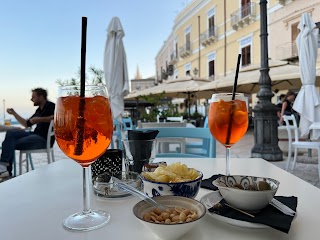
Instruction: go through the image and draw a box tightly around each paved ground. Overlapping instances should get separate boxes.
[1,128,319,187]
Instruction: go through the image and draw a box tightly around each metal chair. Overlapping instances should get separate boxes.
[142,127,216,158]
[283,115,320,173]
[18,120,55,175]
[122,117,134,131]
[185,117,209,156]
[111,119,123,149]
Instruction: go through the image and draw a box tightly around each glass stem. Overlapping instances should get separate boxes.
[226,147,231,176]
[83,167,91,215]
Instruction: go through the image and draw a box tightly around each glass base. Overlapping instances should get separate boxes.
[63,210,110,231]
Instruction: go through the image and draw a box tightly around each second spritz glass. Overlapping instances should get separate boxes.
[208,93,248,175]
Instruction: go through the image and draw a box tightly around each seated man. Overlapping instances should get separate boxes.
[0,88,55,177]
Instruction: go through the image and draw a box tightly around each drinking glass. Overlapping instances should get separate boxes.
[208,93,248,175]
[54,85,113,231]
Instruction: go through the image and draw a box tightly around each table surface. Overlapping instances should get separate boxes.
[1,158,319,240]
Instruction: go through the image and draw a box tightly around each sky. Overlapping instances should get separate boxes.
[0,0,190,119]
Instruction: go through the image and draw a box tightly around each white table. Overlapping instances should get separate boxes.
[1,158,319,239]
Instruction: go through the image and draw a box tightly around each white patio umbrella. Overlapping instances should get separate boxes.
[104,17,129,120]
[293,13,320,139]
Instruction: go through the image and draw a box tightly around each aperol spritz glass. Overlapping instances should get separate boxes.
[208,93,248,176]
[54,85,113,231]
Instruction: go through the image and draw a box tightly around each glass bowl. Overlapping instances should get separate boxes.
[93,171,143,198]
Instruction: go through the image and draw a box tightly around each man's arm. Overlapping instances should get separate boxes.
[29,115,54,125]
[7,108,28,127]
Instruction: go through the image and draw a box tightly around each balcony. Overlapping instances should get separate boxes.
[200,26,218,47]
[169,51,179,65]
[278,0,296,5]
[231,2,257,30]
[209,75,215,81]
[275,41,298,60]
[179,43,192,58]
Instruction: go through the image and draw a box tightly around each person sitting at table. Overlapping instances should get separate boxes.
[279,91,296,126]
[0,88,55,177]
[276,94,285,124]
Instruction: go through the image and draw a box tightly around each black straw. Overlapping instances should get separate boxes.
[232,54,241,100]
[74,17,87,156]
[226,54,241,145]
[80,17,87,97]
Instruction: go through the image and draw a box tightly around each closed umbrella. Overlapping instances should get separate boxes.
[293,13,320,139]
[104,17,129,119]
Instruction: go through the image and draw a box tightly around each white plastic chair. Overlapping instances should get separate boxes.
[18,120,55,175]
[283,115,320,173]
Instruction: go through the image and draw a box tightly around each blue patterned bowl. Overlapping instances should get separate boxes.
[213,175,280,211]
[141,170,203,199]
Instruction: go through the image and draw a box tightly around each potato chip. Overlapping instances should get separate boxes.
[141,162,200,183]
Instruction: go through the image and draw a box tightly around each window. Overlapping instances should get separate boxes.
[207,8,215,37]
[207,52,215,79]
[239,35,252,67]
[186,33,191,51]
[291,22,299,56]
[241,45,251,66]
[185,63,191,76]
[185,26,191,51]
[209,60,215,79]
[241,0,251,18]
[208,16,215,37]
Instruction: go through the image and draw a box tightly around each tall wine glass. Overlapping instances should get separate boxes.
[54,85,113,231]
[208,93,248,176]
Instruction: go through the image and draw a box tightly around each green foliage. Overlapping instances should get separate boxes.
[56,66,104,86]
[139,92,182,122]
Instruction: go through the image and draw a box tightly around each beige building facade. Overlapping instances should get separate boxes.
[155,0,320,107]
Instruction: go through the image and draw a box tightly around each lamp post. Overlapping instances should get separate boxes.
[251,0,283,160]
[193,67,199,77]
[2,99,5,124]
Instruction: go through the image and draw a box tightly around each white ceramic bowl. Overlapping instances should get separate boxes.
[212,175,280,211]
[141,170,203,199]
[133,196,206,240]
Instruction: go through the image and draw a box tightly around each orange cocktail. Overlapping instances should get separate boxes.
[208,93,248,175]
[208,99,248,147]
[55,95,113,167]
[54,85,114,231]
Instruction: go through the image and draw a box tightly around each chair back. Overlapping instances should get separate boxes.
[283,115,299,143]
[46,120,55,150]
[166,116,184,122]
[139,122,187,128]
[142,127,216,158]
[111,119,123,149]
[203,116,208,128]
[122,117,134,131]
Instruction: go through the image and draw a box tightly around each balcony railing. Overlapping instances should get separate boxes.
[170,51,179,65]
[179,43,192,58]
[231,2,257,30]
[275,41,298,60]
[200,26,218,47]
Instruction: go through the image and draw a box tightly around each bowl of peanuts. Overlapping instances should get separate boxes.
[141,162,203,199]
[133,195,206,240]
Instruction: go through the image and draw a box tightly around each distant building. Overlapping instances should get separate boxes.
[130,65,156,92]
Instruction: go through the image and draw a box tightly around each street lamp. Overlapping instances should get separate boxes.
[251,0,283,160]
[2,99,5,124]
[193,67,199,77]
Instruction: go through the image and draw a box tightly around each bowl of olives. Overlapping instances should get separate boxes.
[212,175,280,211]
